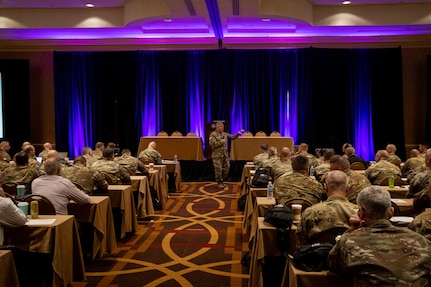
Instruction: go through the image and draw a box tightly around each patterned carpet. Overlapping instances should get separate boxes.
[74,182,249,287]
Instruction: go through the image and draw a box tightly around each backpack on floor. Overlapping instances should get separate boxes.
[290,242,334,272]
[237,193,247,211]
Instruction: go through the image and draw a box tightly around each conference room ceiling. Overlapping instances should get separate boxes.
[0,0,430,47]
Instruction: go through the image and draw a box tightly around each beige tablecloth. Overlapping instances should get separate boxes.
[138,136,204,160]
[242,187,267,237]
[382,185,409,199]
[131,175,155,219]
[0,250,19,287]
[239,164,255,195]
[162,160,182,191]
[148,169,168,205]
[231,137,294,160]
[5,215,86,287]
[68,196,117,260]
[108,185,138,238]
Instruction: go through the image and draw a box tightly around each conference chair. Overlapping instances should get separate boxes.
[309,226,348,245]
[380,176,405,186]
[283,198,313,213]
[20,194,56,215]
[157,131,168,136]
[242,131,253,137]
[270,131,281,137]
[350,162,366,170]
[2,182,18,197]
[255,131,267,137]
[186,132,197,137]
[171,131,183,137]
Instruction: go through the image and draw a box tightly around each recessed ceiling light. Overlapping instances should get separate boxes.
[86,3,94,7]
[164,19,172,22]
[342,1,351,4]
[262,18,271,22]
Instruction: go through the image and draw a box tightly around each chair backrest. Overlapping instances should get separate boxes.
[186,132,197,137]
[171,131,183,137]
[380,176,405,186]
[391,201,401,215]
[140,158,154,165]
[20,194,56,215]
[2,182,18,197]
[157,131,168,136]
[242,131,253,137]
[255,131,267,137]
[270,131,281,137]
[350,162,366,170]
[309,226,348,245]
[123,166,134,176]
[283,198,313,213]
[101,172,117,185]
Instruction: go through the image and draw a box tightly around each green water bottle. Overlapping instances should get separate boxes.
[388,173,395,188]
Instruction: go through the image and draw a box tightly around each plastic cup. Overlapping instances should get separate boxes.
[149,163,154,170]
[17,185,25,197]
[291,204,302,222]
[18,202,29,215]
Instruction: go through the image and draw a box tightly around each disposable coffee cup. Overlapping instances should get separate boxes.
[291,204,302,222]
[149,163,154,170]
[17,185,25,197]
[18,202,29,215]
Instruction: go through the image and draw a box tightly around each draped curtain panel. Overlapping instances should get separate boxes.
[54,48,404,160]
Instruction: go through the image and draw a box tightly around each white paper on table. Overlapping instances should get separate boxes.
[26,219,56,225]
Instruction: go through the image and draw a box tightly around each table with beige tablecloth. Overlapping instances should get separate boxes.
[107,185,138,238]
[0,250,19,287]
[242,187,267,237]
[138,136,204,160]
[231,137,294,160]
[162,160,182,191]
[5,215,86,287]
[382,185,409,199]
[239,164,255,195]
[148,169,168,205]
[131,175,155,219]
[68,196,117,260]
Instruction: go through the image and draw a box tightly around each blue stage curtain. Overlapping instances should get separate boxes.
[54,48,404,160]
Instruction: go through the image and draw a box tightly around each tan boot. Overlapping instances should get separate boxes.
[217,181,225,189]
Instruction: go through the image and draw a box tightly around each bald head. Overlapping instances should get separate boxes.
[47,150,60,160]
[44,157,61,175]
[148,141,157,149]
[279,147,291,160]
[410,149,420,157]
[375,150,389,161]
[325,170,349,196]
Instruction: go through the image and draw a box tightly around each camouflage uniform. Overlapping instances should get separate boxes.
[0,160,11,171]
[408,210,431,243]
[296,195,357,247]
[3,165,40,193]
[91,160,131,185]
[329,219,431,287]
[402,156,425,175]
[83,154,97,166]
[408,168,431,210]
[345,170,372,204]
[61,162,108,193]
[253,153,268,167]
[302,152,319,168]
[115,154,149,176]
[38,149,49,161]
[271,159,292,180]
[209,131,239,184]
[93,149,103,160]
[364,160,402,185]
[314,162,330,182]
[138,148,162,164]
[274,172,325,205]
[387,154,402,166]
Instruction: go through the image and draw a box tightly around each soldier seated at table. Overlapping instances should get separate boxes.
[329,186,431,286]
[115,149,149,176]
[364,150,402,185]
[3,151,40,194]
[253,143,269,167]
[296,170,357,247]
[274,154,325,205]
[92,148,131,185]
[61,156,108,194]
[138,141,162,164]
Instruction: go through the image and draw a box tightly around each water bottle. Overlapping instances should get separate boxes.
[174,154,178,162]
[267,181,274,200]
[309,166,315,177]
[388,173,395,188]
[30,200,39,219]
